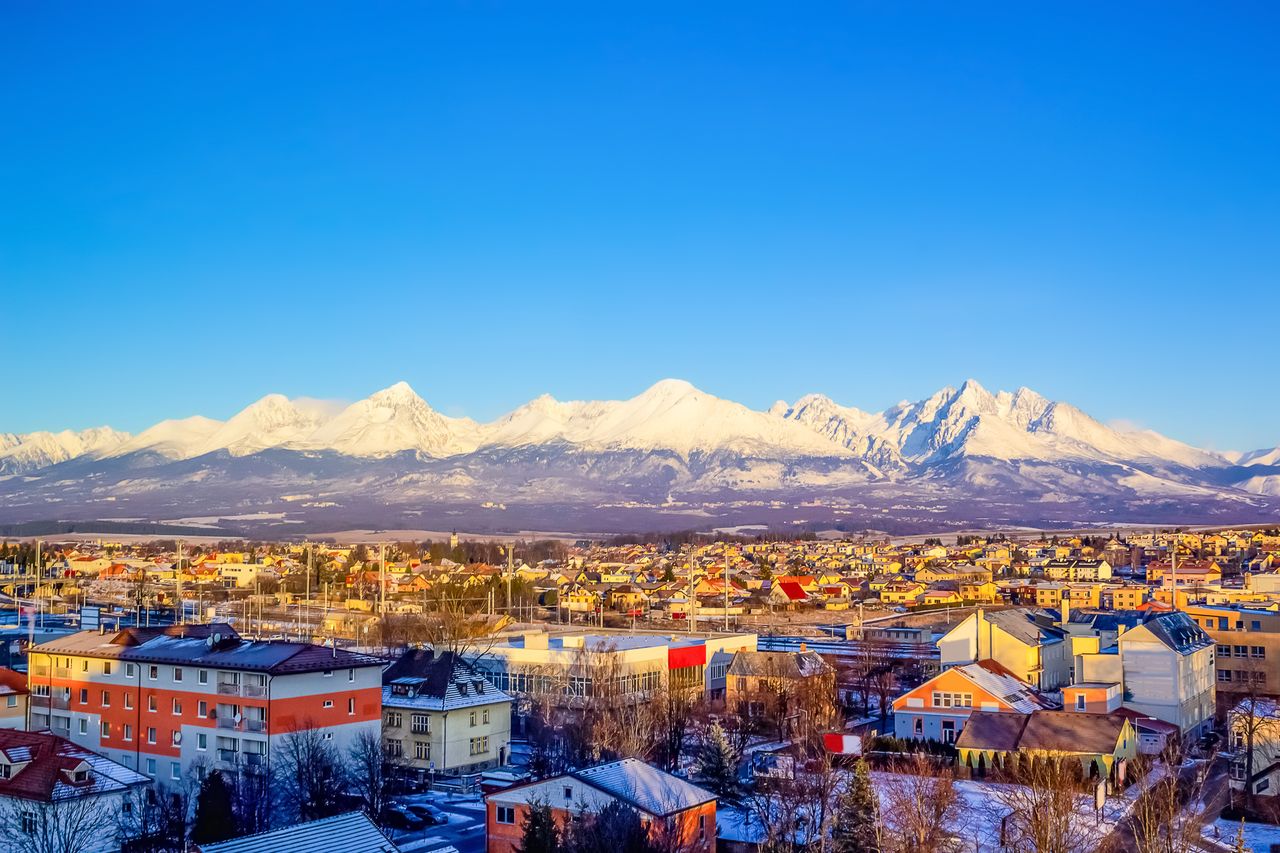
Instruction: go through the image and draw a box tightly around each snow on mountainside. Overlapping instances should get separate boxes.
[1240,447,1280,467]
[106,416,224,460]
[189,394,334,457]
[0,427,129,474]
[775,379,1231,471]
[305,381,481,457]
[481,379,859,458]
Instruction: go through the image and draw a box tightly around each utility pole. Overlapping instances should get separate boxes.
[507,544,514,618]
[724,557,730,631]
[175,539,183,625]
[1170,533,1179,611]
[305,543,312,640]
[35,539,41,631]
[688,546,696,634]
[379,543,386,615]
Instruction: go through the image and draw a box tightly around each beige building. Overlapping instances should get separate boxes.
[382,649,513,779]
[937,609,1071,690]
[0,667,28,730]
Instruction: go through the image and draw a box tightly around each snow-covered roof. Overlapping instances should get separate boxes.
[199,811,400,853]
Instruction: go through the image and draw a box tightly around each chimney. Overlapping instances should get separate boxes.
[975,608,988,662]
[799,642,807,653]
[1060,590,1071,627]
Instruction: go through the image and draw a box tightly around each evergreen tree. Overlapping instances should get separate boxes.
[191,771,237,844]
[563,801,654,853]
[833,758,879,853]
[516,799,560,853]
[695,722,740,798]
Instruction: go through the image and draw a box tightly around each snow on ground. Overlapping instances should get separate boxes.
[1203,817,1280,851]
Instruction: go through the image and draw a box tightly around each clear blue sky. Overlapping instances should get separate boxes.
[3,3,1277,451]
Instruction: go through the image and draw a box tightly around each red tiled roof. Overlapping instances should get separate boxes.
[777,581,808,601]
[0,667,27,696]
[0,729,147,803]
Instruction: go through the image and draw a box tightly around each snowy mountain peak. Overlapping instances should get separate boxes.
[0,426,131,474]
[370,380,421,403]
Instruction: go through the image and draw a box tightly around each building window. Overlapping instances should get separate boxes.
[146,758,156,775]
[125,663,135,678]
[103,662,112,675]
[497,806,516,824]
[101,722,110,738]
[198,733,208,751]
[1075,694,1086,711]
[1253,647,1266,659]
[79,688,88,705]
[173,668,183,682]
[913,717,923,736]
[412,714,430,734]
[101,691,110,707]
[171,731,180,746]
[198,670,208,685]
[348,668,355,682]
[563,786,573,801]
[147,727,157,745]
[78,718,87,735]
[930,692,972,709]
[173,698,183,715]
[171,763,181,780]
[123,724,133,741]
[483,709,490,725]
[21,812,35,834]
[470,736,489,756]
[386,712,402,728]
[323,700,333,709]
[124,693,133,710]
[148,695,157,713]
[1219,670,1233,682]
[348,698,355,716]
[385,739,403,758]
[470,711,477,727]
[1235,645,1248,657]
[149,666,158,681]
[415,741,430,760]
[198,701,208,718]
[1220,645,1232,657]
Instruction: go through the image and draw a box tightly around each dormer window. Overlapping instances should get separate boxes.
[0,763,11,779]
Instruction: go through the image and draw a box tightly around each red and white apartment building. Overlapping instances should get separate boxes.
[27,623,384,783]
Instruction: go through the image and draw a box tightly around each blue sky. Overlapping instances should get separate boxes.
[2,2,1277,451]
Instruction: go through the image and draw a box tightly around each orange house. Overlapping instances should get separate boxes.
[485,758,716,853]
[892,660,1049,744]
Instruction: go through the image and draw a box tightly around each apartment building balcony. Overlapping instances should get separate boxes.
[30,665,49,677]
[216,716,241,730]
[50,695,71,711]
[244,753,263,768]
[242,684,266,698]
[244,719,266,733]
[53,666,70,678]
[217,683,241,696]
[217,749,239,764]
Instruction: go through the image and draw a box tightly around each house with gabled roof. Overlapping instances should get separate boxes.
[892,660,1052,744]
[485,758,716,853]
[954,709,1137,784]
[937,608,1071,690]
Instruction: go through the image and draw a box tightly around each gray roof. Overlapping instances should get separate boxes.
[32,625,384,675]
[199,811,400,853]
[573,758,716,816]
[986,609,1065,646]
[954,711,1029,751]
[956,710,1129,756]
[727,650,833,679]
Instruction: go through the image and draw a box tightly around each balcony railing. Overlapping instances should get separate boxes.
[50,695,70,710]
[53,667,70,678]
[217,683,241,696]
[244,753,263,767]
[242,685,266,698]
[217,749,239,764]
[31,666,49,677]
[244,719,266,733]
[216,716,240,730]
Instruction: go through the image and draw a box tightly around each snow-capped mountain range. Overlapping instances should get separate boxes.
[1,379,1277,535]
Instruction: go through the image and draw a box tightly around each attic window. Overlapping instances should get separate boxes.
[473,680,485,693]
[456,681,468,696]
[0,764,11,779]
[71,769,89,784]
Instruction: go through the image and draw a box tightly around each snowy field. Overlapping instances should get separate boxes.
[1203,818,1280,852]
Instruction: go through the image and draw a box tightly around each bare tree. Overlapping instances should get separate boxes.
[115,782,192,853]
[0,793,116,853]
[1129,744,1213,853]
[990,752,1095,853]
[1228,693,1280,816]
[349,728,392,820]
[275,720,348,822]
[878,754,966,853]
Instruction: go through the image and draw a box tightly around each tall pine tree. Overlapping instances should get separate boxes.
[517,799,560,853]
[192,771,237,844]
[695,722,740,798]
[833,758,879,853]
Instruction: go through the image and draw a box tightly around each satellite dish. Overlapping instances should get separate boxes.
[234,713,242,724]
[173,732,182,744]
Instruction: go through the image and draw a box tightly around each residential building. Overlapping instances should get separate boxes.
[892,661,1050,744]
[485,758,716,853]
[381,648,512,779]
[27,623,384,783]
[0,728,150,853]
[936,608,1070,690]
[954,710,1137,786]
[0,668,28,730]
[726,649,836,728]
[1183,604,1280,702]
[1043,559,1113,582]
[1228,697,1280,800]
[1072,610,1216,735]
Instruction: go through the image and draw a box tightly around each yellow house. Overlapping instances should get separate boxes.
[959,581,1001,604]
[881,581,926,604]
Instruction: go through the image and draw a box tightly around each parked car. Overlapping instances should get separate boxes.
[380,806,427,831]
[406,803,449,825]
